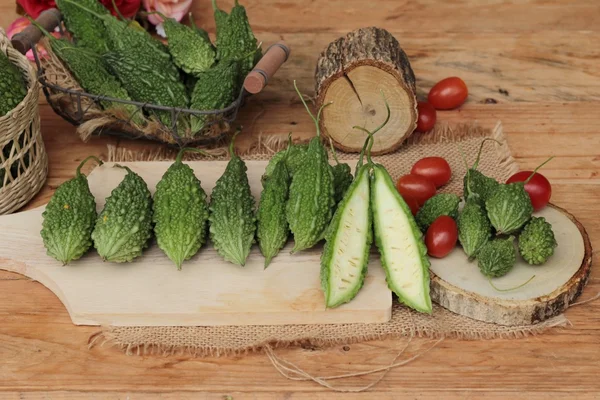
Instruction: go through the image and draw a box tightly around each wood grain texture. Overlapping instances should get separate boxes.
[0,161,391,327]
[1,0,600,397]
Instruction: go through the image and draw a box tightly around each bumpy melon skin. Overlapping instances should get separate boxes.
[92,167,153,263]
[257,159,290,268]
[371,164,432,314]
[286,137,335,253]
[153,161,209,270]
[320,165,372,308]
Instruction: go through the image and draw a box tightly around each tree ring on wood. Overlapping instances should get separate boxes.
[315,27,417,155]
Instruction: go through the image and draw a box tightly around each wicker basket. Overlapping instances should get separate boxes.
[0,27,48,215]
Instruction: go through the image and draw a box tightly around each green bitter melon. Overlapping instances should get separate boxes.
[212,0,262,79]
[154,12,216,76]
[153,148,210,270]
[92,165,153,263]
[40,156,103,265]
[27,18,140,122]
[0,51,27,116]
[367,97,432,314]
[286,81,335,253]
[320,134,373,308]
[208,132,256,266]
[257,138,292,267]
[55,0,110,54]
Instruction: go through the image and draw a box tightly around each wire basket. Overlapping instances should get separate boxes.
[14,9,289,148]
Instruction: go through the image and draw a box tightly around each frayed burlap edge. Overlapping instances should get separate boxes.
[89,307,570,359]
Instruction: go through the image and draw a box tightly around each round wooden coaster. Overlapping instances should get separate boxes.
[430,204,593,326]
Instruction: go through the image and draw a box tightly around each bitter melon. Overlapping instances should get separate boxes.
[320,140,372,308]
[0,51,27,116]
[40,156,103,265]
[329,139,353,206]
[286,81,335,253]
[28,18,140,121]
[209,132,256,266]
[257,139,292,267]
[103,51,188,133]
[368,97,432,314]
[157,13,216,76]
[190,59,241,134]
[261,143,308,187]
[56,0,110,54]
[63,0,179,81]
[212,0,261,79]
[92,165,153,263]
[153,148,210,270]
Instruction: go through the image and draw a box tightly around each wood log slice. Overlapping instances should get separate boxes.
[315,27,417,155]
[430,204,593,326]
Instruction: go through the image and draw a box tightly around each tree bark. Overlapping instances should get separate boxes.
[315,27,417,155]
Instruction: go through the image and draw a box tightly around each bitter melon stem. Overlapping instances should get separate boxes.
[352,91,391,167]
[471,138,502,170]
[111,0,128,21]
[175,148,212,164]
[76,156,103,177]
[293,80,331,137]
[228,129,242,158]
[489,274,536,292]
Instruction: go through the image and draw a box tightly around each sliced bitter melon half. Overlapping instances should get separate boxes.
[320,164,372,308]
[371,164,432,314]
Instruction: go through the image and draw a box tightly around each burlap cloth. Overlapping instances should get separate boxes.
[95,122,572,361]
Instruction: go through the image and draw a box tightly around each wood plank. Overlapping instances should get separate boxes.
[188,0,600,34]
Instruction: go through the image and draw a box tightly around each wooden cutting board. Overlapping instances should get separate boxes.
[0,161,392,327]
[0,161,591,327]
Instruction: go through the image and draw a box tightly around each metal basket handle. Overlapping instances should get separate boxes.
[11,8,62,55]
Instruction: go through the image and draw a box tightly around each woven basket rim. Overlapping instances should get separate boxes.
[0,28,40,127]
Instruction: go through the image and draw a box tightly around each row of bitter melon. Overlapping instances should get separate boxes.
[41,0,261,137]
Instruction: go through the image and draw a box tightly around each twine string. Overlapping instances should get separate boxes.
[264,337,444,393]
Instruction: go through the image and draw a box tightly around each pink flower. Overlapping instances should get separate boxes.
[143,0,192,25]
[7,17,60,62]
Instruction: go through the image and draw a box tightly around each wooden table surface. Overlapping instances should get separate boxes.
[2,0,600,398]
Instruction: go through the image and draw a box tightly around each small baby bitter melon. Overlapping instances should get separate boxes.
[41,156,103,265]
[92,165,153,263]
[153,148,210,270]
[257,137,292,267]
[208,131,256,266]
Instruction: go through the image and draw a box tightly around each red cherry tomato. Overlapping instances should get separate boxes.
[416,101,437,133]
[411,157,452,188]
[506,171,552,211]
[425,216,458,258]
[405,196,420,216]
[428,77,469,110]
[396,174,437,207]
